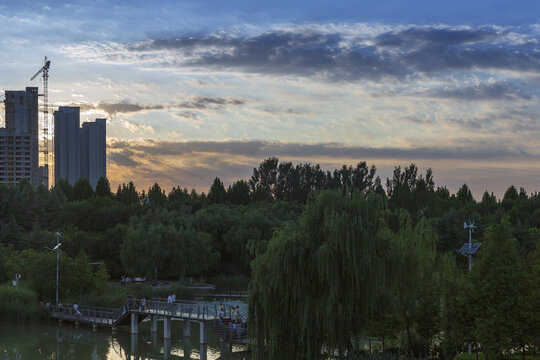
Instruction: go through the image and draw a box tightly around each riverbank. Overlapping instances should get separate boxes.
[0,284,49,324]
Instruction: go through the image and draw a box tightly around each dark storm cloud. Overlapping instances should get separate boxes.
[123,26,540,80]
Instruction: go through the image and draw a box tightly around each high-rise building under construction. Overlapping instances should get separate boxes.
[0,87,40,187]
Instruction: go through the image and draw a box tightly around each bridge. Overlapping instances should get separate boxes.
[49,298,248,347]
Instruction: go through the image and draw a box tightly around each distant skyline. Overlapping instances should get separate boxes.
[1,0,539,198]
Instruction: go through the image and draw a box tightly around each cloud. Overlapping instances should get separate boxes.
[63,24,540,81]
[106,138,538,198]
[425,82,532,101]
[108,138,530,166]
[62,96,248,117]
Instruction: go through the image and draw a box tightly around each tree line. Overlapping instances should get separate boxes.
[0,157,540,358]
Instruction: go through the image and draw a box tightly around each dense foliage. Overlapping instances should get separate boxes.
[1,158,540,358]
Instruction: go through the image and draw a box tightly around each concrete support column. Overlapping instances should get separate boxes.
[93,324,97,332]
[151,332,158,351]
[112,326,117,334]
[183,320,191,337]
[200,344,208,360]
[164,339,171,360]
[183,336,191,358]
[163,317,171,339]
[220,342,232,355]
[200,321,207,345]
[130,313,138,334]
[130,333,138,354]
[150,315,158,333]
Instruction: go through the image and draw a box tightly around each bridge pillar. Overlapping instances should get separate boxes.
[93,324,97,331]
[164,339,171,359]
[112,326,117,334]
[183,336,191,357]
[130,312,138,334]
[200,344,208,360]
[200,321,207,345]
[183,320,191,337]
[151,332,158,351]
[131,333,138,354]
[150,315,158,333]
[164,316,171,339]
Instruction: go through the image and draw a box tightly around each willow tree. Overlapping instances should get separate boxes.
[249,190,389,359]
[387,213,438,358]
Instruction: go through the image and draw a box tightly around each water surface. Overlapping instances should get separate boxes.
[0,321,250,360]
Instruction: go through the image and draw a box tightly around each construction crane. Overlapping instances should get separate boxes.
[30,57,51,186]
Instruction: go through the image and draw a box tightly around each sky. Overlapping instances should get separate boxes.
[0,0,539,198]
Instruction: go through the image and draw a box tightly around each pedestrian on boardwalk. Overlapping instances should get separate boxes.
[140,297,147,311]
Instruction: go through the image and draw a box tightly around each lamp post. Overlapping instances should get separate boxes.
[463,222,476,355]
[46,232,62,305]
[54,231,61,306]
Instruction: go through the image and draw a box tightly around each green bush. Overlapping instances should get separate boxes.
[75,282,193,308]
[0,284,48,324]
[212,274,249,293]
[454,354,540,360]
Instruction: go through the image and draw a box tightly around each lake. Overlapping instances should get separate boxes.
[0,321,250,360]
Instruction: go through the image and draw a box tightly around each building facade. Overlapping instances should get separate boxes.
[54,107,106,188]
[0,87,39,187]
[54,106,80,185]
[80,118,106,189]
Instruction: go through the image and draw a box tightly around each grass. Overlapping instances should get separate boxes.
[77,282,194,308]
[454,354,540,360]
[0,283,49,324]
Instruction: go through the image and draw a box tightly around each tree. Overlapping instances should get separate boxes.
[94,263,109,296]
[469,219,525,359]
[95,177,112,197]
[389,213,437,358]
[249,157,279,201]
[249,190,388,359]
[456,184,474,204]
[116,181,140,205]
[208,177,227,204]
[121,209,218,279]
[147,183,167,207]
[227,180,251,205]
[73,178,94,201]
[67,249,95,297]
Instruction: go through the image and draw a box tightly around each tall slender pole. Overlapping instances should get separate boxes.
[467,224,472,354]
[56,232,60,306]
[468,227,472,272]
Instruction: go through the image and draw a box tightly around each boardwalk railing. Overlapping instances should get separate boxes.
[49,298,247,328]
[50,304,122,325]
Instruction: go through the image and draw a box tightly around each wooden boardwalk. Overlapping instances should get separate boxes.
[49,299,248,345]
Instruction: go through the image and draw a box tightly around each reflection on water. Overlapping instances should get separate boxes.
[0,321,250,360]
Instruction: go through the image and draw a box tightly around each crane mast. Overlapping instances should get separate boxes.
[30,57,51,187]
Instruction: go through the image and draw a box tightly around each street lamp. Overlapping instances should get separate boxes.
[46,231,62,305]
[459,222,481,355]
